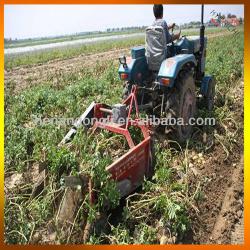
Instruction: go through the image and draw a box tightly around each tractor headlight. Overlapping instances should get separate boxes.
[120,73,129,80]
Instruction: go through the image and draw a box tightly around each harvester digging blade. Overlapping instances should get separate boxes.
[56,175,89,232]
[64,175,89,189]
[56,187,85,234]
[59,101,95,145]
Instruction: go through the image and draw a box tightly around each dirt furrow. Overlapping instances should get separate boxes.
[231,216,244,244]
[4,48,130,93]
[208,156,244,244]
[191,80,244,244]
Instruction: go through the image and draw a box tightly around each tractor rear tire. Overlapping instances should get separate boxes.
[165,71,196,144]
[122,81,131,101]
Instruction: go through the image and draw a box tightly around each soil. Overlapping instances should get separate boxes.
[192,152,244,244]
[185,80,244,244]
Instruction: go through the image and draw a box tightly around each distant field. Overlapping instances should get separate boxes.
[4,30,144,49]
[4,27,240,70]
[4,27,225,50]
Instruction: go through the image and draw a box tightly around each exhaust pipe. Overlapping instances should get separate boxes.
[199,4,205,80]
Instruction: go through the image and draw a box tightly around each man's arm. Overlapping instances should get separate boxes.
[172,31,181,41]
[163,20,181,43]
[167,28,181,43]
[168,23,181,41]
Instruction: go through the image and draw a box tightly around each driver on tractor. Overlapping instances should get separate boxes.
[146,4,181,72]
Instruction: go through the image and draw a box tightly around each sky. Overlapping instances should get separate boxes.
[4,4,244,39]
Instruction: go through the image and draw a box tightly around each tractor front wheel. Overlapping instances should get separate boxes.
[204,77,215,111]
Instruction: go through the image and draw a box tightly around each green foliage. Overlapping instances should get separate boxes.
[106,224,132,244]
[47,146,78,175]
[206,32,244,88]
[4,59,123,243]
[88,154,120,215]
[134,223,157,244]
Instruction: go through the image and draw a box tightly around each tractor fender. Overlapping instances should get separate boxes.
[118,47,148,84]
[158,54,197,87]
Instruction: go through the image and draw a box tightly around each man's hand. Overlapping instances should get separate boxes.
[168,23,176,30]
[172,28,181,41]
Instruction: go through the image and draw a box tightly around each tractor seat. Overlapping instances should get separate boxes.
[145,25,167,72]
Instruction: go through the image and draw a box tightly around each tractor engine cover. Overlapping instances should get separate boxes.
[112,104,127,124]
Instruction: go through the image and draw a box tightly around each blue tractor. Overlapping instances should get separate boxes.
[118,5,215,143]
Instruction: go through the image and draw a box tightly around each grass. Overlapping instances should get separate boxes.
[4,31,244,244]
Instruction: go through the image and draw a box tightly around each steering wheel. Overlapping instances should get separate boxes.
[171,25,175,46]
[171,24,182,43]
[171,25,175,44]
